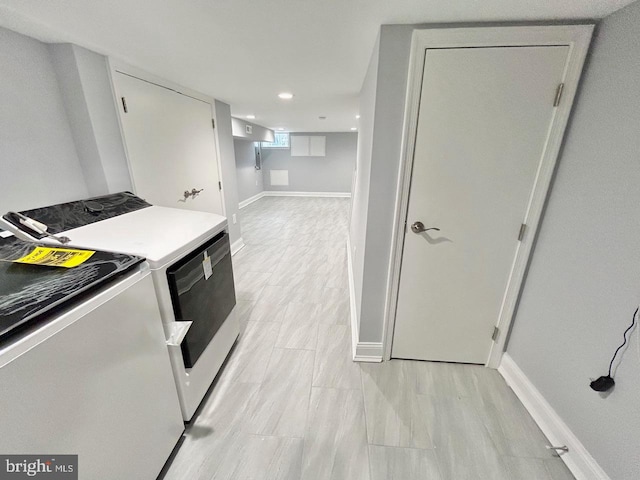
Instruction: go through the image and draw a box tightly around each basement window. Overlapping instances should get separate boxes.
[261,132,290,149]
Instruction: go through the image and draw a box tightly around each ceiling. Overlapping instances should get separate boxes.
[0,0,633,132]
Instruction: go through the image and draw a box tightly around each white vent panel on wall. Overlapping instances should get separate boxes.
[309,136,326,156]
[270,169,289,186]
[290,136,310,156]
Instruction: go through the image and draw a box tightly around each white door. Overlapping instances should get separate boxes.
[392,46,569,364]
[115,72,223,214]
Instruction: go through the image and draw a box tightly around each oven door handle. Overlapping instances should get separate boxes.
[166,321,193,346]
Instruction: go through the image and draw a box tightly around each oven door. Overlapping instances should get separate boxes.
[166,232,236,368]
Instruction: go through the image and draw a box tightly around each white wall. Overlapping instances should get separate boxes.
[262,133,356,193]
[506,4,640,479]
[0,27,88,212]
[234,139,264,203]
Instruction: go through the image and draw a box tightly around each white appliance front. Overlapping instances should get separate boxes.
[0,268,184,479]
[47,206,240,420]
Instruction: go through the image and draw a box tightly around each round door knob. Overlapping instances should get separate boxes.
[411,221,440,234]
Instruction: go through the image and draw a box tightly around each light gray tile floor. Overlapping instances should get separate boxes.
[161,197,574,480]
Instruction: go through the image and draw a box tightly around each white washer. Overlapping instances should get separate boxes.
[0,268,185,479]
[46,206,239,421]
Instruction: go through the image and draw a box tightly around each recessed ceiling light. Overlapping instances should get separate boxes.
[355,115,360,119]
[278,92,294,100]
[277,128,285,131]
[351,127,357,131]
[246,115,255,119]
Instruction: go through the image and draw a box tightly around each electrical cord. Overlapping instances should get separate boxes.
[608,306,639,378]
[636,312,640,366]
[591,306,639,392]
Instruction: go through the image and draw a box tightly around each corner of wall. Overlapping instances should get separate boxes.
[349,31,381,348]
[357,24,414,345]
[49,43,109,196]
[49,42,132,196]
[214,100,242,246]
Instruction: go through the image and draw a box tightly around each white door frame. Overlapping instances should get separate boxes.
[382,25,593,368]
[106,58,227,217]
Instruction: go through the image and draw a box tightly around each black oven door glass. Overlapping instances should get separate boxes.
[167,232,236,368]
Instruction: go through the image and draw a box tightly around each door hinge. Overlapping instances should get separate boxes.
[553,83,564,107]
[211,119,215,129]
[218,181,222,191]
[518,223,527,242]
[121,96,128,113]
[492,326,500,342]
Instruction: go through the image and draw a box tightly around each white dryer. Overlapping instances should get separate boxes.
[4,196,239,421]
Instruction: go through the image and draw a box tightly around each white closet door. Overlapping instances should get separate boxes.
[392,46,569,364]
[115,73,223,214]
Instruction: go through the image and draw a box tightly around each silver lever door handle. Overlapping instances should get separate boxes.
[411,221,440,234]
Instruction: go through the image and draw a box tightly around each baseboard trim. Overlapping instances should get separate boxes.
[346,236,382,363]
[499,353,610,480]
[238,192,265,209]
[239,191,351,208]
[263,191,351,198]
[230,237,245,256]
[354,342,383,362]
[346,236,359,360]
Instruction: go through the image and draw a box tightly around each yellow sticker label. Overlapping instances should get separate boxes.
[14,247,96,268]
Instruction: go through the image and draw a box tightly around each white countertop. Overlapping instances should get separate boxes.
[57,206,227,269]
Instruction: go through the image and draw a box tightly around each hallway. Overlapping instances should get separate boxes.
[162,196,573,480]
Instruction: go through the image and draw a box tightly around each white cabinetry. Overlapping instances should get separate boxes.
[309,136,326,156]
[0,269,184,480]
[290,135,310,156]
[290,135,326,156]
[113,71,223,214]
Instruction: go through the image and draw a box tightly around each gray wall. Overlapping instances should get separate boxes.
[262,133,357,193]
[354,15,640,478]
[234,139,264,203]
[507,4,640,479]
[215,100,242,246]
[350,25,414,342]
[0,27,89,212]
[350,37,379,334]
[231,117,274,142]
[0,27,134,213]
[50,43,132,196]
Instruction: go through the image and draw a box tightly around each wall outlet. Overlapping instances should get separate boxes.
[232,214,237,224]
